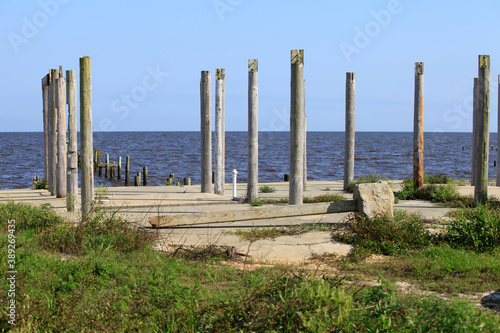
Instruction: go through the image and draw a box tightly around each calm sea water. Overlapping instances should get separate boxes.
[0,131,497,190]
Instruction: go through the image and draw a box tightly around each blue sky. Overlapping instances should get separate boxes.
[1,0,499,132]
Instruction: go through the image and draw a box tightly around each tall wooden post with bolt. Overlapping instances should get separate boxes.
[214,68,225,195]
[42,75,49,184]
[80,56,94,218]
[472,78,478,186]
[56,75,67,198]
[48,69,60,195]
[247,59,259,201]
[66,70,78,211]
[289,50,305,205]
[200,71,212,193]
[474,55,490,206]
[413,62,424,190]
[344,72,355,191]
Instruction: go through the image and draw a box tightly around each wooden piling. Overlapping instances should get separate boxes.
[247,59,259,201]
[344,72,356,191]
[472,78,478,186]
[413,62,424,190]
[289,50,305,205]
[48,69,60,195]
[475,55,490,206]
[184,177,191,186]
[105,154,110,179]
[118,156,122,180]
[497,75,500,187]
[200,71,212,193]
[135,172,141,186]
[143,166,148,186]
[80,56,94,217]
[214,69,225,195]
[125,156,130,185]
[42,75,49,184]
[56,76,67,198]
[66,70,78,211]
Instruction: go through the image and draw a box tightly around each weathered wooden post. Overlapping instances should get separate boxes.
[413,62,424,190]
[472,78,478,186]
[56,76,67,198]
[42,75,49,184]
[344,72,356,191]
[497,75,500,187]
[184,177,191,186]
[135,172,141,186]
[105,154,110,179]
[118,156,122,180]
[80,56,94,217]
[125,156,130,185]
[143,166,148,186]
[303,114,307,185]
[66,70,78,211]
[48,69,60,195]
[200,71,212,193]
[214,68,225,195]
[289,49,305,205]
[247,59,259,201]
[475,55,490,206]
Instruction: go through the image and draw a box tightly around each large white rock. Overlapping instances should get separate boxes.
[353,181,394,219]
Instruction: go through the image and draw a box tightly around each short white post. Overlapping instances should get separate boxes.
[232,169,238,200]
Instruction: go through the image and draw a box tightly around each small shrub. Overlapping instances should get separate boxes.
[0,202,63,232]
[333,211,431,256]
[39,212,156,255]
[259,185,276,193]
[303,193,346,203]
[34,178,48,189]
[250,198,264,206]
[445,205,500,252]
[424,173,453,184]
[346,173,389,193]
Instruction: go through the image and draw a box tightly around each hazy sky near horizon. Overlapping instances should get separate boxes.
[1,0,499,133]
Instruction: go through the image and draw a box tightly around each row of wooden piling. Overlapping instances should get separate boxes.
[42,57,94,216]
[199,52,498,208]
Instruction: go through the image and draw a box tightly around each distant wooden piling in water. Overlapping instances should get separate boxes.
[143,166,148,186]
[56,75,67,198]
[80,56,94,217]
[472,78,478,186]
[48,69,60,195]
[105,154,110,178]
[125,156,130,185]
[200,70,212,193]
[247,59,259,201]
[118,156,122,180]
[475,55,490,206]
[42,75,49,185]
[289,50,305,205]
[344,72,355,191]
[413,62,424,190]
[66,70,78,211]
[214,68,225,195]
[135,172,141,186]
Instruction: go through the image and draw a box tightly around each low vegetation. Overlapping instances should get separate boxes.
[346,173,389,193]
[258,185,276,193]
[227,223,333,242]
[250,193,346,206]
[2,192,500,331]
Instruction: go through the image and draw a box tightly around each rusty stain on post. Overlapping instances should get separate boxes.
[413,62,424,190]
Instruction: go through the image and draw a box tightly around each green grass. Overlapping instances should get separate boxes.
[1,202,499,331]
[395,180,474,207]
[424,173,453,184]
[333,210,432,258]
[346,173,389,193]
[258,185,276,193]
[249,193,346,206]
[227,223,334,242]
[33,178,48,189]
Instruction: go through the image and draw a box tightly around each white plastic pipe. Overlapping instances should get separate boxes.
[232,169,238,200]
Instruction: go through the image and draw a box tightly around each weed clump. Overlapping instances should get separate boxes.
[444,205,500,252]
[346,173,389,193]
[333,211,431,256]
[39,212,156,255]
[0,202,63,232]
[258,185,276,193]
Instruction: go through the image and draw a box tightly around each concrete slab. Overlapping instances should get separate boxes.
[0,181,483,263]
